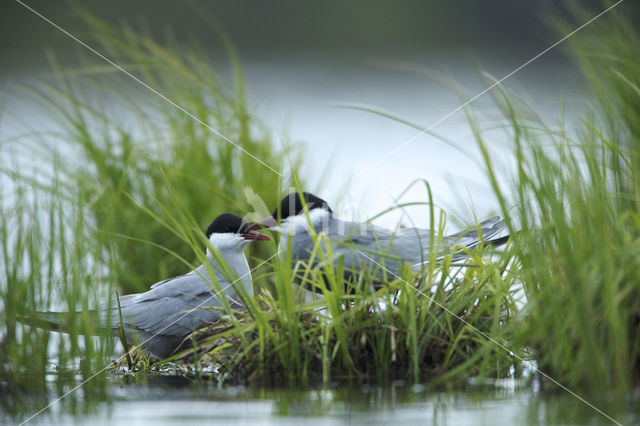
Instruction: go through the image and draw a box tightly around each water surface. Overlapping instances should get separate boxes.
[8,373,637,425]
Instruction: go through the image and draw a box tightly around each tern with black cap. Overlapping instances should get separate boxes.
[19,213,270,359]
[251,192,509,289]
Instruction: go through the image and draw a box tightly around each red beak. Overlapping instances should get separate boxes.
[242,230,271,241]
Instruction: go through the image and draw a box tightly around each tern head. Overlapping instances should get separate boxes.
[205,213,270,253]
[250,192,333,233]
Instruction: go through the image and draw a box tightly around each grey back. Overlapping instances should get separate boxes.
[100,256,250,359]
[283,215,506,287]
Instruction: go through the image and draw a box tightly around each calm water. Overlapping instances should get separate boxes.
[5,373,638,425]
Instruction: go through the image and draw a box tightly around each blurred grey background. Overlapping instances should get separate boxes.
[2,0,634,226]
[1,1,612,63]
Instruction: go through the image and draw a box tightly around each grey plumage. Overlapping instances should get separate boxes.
[111,255,251,359]
[19,213,269,359]
[259,192,509,288]
[288,213,505,280]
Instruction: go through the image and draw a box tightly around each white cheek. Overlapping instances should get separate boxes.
[277,209,329,235]
[279,217,307,235]
[207,233,247,252]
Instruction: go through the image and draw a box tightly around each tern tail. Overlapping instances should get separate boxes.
[486,234,510,247]
[16,310,113,336]
[16,311,71,332]
[451,216,510,247]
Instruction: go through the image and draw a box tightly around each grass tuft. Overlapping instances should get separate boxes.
[2,5,639,421]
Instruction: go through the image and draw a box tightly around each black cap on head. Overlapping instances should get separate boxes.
[271,192,332,220]
[206,213,247,238]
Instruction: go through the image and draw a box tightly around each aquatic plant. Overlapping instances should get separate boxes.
[470,5,640,392]
[189,1,640,393]
[2,7,638,424]
[180,180,519,385]
[0,8,303,416]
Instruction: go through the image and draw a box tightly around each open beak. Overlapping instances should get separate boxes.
[245,216,278,232]
[242,230,271,241]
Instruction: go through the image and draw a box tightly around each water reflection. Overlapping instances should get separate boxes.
[5,371,638,425]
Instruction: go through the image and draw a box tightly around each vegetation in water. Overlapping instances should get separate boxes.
[1,4,639,423]
[0,8,303,418]
[475,8,640,392]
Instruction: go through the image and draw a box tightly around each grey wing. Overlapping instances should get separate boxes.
[286,219,397,282]
[149,275,183,289]
[348,216,508,272]
[402,216,507,267]
[329,219,406,279]
[106,272,229,339]
[444,216,507,258]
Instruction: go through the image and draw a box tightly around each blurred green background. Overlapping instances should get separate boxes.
[5,1,636,67]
